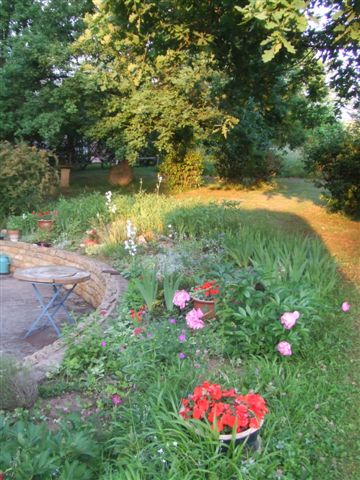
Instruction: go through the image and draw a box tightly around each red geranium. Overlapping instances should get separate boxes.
[130,305,147,322]
[191,280,221,301]
[32,210,57,220]
[179,381,268,434]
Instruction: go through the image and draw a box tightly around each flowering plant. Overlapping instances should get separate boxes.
[180,381,268,434]
[32,210,58,220]
[191,280,220,301]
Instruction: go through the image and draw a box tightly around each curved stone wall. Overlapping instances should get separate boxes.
[0,240,127,380]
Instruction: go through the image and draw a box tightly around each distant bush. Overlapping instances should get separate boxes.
[159,149,204,191]
[0,142,58,217]
[305,123,360,216]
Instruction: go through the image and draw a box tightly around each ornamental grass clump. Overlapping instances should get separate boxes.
[180,381,268,434]
[0,356,38,410]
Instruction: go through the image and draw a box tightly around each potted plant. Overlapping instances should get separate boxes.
[6,216,24,241]
[180,381,268,451]
[190,280,220,319]
[33,210,58,231]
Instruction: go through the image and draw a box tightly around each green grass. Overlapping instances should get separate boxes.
[60,165,158,197]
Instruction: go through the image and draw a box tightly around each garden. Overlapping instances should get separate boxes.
[1,1,360,478]
[1,185,359,479]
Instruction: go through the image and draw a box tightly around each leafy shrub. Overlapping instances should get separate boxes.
[159,149,204,192]
[215,105,280,184]
[0,142,58,217]
[305,122,360,216]
[0,356,38,410]
[0,416,101,479]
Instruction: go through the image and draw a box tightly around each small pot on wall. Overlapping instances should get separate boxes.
[37,219,53,231]
[7,229,20,242]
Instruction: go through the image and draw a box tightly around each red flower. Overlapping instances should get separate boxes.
[179,382,268,434]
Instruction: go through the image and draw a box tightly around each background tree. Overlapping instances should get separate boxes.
[0,0,93,161]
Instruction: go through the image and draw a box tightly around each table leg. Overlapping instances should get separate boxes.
[24,283,77,338]
[25,284,63,338]
[50,284,76,324]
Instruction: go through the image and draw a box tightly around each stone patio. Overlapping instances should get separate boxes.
[0,274,93,360]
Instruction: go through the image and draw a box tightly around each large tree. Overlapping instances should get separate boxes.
[0,0,94,161]
[77,0,338,181]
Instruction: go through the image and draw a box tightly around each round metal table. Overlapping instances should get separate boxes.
[14,265,90,337]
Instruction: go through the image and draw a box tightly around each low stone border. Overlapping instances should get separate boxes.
[0,240,127,380]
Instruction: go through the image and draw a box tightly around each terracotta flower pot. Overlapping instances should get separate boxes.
[192,297,216,319]
[7,229,20,242]
[37,219,53,231]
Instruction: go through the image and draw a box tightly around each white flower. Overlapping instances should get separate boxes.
[22,213,27,219]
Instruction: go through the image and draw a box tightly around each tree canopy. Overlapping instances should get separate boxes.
[0,0,358,179]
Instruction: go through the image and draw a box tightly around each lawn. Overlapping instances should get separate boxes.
[1,173,359,479]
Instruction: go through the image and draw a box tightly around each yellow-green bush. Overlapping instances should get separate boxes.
[159,149,204,192]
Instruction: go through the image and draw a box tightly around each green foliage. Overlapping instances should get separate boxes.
[0,416,101,479]
[61,325,127,389]
[163,272,182,312]
[133,267,159,314]
[277,147,307,178]
[6,215,26,231]
[165,202,242,239]
[0,356,38,410]
[305,122,360,216]
[215,102,281,183]
[0,0,94,160]
[0,142,58,217]
[159,150,205,192]
[53,193,108,238]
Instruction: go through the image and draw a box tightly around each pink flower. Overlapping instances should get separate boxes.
[178,330,186,342]
[178,352,186,359]
[99,309,108,317]
[277,341,292,356]
[341,301,350,312]
[169,317,177,324]
[101,341,107,347]
[173,290,191,309]
[186,308,205,330]
[111,394,123,405]
[134,327,144,336]
[280,311,300,330]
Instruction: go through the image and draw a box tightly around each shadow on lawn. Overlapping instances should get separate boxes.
[264,178,325,206]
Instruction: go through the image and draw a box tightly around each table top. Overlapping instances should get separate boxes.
[14,265,91,285]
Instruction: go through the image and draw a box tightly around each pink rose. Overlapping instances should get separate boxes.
[280,311,300,330]
[185,308,205,330]
[277,341,292,356]
[341,301,350,312]
[173,290,191,309]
